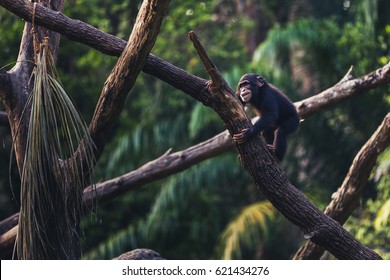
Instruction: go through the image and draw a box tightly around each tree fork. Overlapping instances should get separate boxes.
[188,31,382,260]
[1,0,389,108]
[0,0,170,259]
[0,0,387,260]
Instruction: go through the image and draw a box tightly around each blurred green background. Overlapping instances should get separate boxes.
[0,0,389,259]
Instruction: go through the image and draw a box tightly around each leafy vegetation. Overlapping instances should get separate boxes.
[0,0,389,259]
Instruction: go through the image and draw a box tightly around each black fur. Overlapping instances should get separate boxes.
[235,73,300,160]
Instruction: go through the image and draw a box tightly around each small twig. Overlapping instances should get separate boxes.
[340,66,354,83]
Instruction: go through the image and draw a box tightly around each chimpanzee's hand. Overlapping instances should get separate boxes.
[232,128,254,144]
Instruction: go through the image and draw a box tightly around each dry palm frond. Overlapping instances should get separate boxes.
[17,38,95,259]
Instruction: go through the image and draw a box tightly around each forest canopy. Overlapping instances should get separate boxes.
[0,0,389,260]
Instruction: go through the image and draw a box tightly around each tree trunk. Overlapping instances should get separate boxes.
[188,31,381,259]
[0,0,169,259]
[0,0,387,260]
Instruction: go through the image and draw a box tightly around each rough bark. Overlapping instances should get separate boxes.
[88,0,170,160]
[0,0,210,101]
[113,248,165,260]
[294,113,390,259]
[83,130,232,207]
[0,0,170,259]
[0,213,19,235]
[1,0,64,177]
[0,0,387,260]
[4,0,66,260]
[1,64,390,257]
[188,32,382,260]
[0,226,17,258]
[296,65,390,119]
[1,0,390,110]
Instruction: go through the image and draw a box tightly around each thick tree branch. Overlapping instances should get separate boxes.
[2,0,65,176]
[0,0,170,259]
[296,63,390,119]
[0,0,207,105]
[1,0,389,109]
[83,130,232,206]
[2,61,389,211]
[0,131,232,258]
[0,226,17,258]
[1,65,390,257]
[0,0,389,257]
[0,213,18,235]
[294,113,390,259]
[0,214,18,258]
[87,0,170,160]
[188,32,381,260]
[0,0,123,56]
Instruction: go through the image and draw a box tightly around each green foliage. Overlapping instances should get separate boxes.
[375,199,390,230]
[0,9,23,65]
[217,201,276,260]
[1,0,390,260]
[82,154,252,259]
[345,149,390,259]
[189,103,221,140]
[82,224,139,260]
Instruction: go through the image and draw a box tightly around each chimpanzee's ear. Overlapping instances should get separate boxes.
[256,76,265,87]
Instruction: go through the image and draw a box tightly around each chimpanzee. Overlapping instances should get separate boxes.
[232,73,300,161]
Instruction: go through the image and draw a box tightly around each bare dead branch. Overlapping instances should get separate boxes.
[0,213,19,235]
[2,0,65,176]
[0,0,207,102]
[1,0,389,111]
[113,248,164,260]
[87,0,170,160]
[0,0,123,56]
[0,130,232,258]
[1,65,390,257]
[296,63,390,119]
[0,226,17,258]
[82,130,232,207]
[1,0,389,259]
[294,112,390,259]
[188,31,382,260]
[188,31,222,88]
[0,0,170,259]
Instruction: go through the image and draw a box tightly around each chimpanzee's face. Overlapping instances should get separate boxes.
[239,81,253,102]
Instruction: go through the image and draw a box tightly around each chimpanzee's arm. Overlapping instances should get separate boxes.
[252,95,279,133]
[233,94,278,143]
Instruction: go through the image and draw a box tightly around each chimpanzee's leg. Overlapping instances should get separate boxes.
[274,129,287,160]
[262,128,275,146]
[274,116,300,160]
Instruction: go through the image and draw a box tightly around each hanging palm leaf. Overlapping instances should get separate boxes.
[17,38,95,259]
[217,201,276,260]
